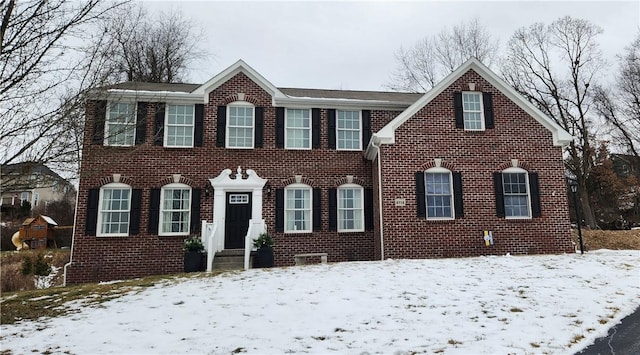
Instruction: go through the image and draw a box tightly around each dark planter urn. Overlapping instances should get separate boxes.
[253,246,274,268]
[184,251,204,272]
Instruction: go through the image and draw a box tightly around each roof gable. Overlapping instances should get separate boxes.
[368,58,572,159]
[193,60,287,103]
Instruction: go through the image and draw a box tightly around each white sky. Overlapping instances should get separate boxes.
[3,250,639,354]
[141,0,640,91]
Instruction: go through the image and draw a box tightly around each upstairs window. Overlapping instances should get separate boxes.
[462,92,484,131]
[106,102,136,146]
[98,183,131,236]
[337,110,361,150]
[285,109,311,149]
[165,104,194,147]
[227,104,254,148]
[160,183,191,235]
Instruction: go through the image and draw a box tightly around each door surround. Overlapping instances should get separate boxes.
[209,167,267,249]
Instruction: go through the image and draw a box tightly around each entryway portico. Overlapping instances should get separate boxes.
[202,167,267,271]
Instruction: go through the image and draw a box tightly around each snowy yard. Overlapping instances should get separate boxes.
[2,250,639,354]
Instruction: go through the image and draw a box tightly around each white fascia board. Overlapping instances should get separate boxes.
[274,97,410,111]
[193,59,287,103]
[97,89,204,104]
[375,57,573,147]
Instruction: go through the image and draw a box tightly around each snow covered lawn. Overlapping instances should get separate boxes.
[2,250,639,354]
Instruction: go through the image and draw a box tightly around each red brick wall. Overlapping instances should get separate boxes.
[67,72,380,284]
[377,69,574,259]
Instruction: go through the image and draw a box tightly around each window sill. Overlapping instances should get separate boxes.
[504,217,533,222]
[96,234,129,238]
[422,218,456,224]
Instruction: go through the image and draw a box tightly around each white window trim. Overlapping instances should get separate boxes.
[502,167,532,219]
[424,167,455,221]
[284,183,312,233]
[164,103,195,148]
[226,102,255,149]
[97,182,131,237]
[105,101,137,146]
[337,183,365,232]
[159,182,192,236]
[462,91,485,132]
[285,108,312,150]
[336,110,362,151]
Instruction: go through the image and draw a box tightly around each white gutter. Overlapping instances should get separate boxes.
[63,179,81,286]
[371,139,385,261]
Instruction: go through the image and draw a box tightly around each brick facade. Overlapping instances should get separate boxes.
[66,60,573,284]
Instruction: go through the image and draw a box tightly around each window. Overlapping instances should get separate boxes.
[462,92,484,131]
[425,168,454,219]
[98,183,131,236]
[285,184,312,232]
[20,192,29,203]
[227,104,254,148]
[106,102,136,146]
[502,169,531,218]
[159,184,191,235]
[165,104,194,147]
[33,192,39,207]
[338,185,364,231]
[337,110,361,150]
[285,109,311,149]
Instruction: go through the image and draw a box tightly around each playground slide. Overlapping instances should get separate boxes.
[11,231,29,250]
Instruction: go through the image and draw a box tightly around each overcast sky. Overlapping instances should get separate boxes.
[142,0,639,91]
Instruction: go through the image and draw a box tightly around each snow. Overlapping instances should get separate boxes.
[2,250,639,354]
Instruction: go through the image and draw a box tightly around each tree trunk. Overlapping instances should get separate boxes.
[579,184,598,228]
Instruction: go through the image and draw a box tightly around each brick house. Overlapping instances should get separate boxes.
[65,58,574,284]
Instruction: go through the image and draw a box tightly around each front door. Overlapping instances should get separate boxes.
[225,192,252,249]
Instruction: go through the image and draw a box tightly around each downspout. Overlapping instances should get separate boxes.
[371,140,385,261]
[63,181,80,286]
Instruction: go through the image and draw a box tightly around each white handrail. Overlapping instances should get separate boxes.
[244,218,266,270]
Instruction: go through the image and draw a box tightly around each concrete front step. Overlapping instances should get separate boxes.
[211,249,252,270]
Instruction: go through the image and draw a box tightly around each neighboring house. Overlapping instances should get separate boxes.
[1,162,75,218]
[65,58,575,284]
[610,154,640,225]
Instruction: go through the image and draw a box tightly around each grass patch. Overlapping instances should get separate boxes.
[530,342,540,348]
[0,272,221,325]
[510,307,524,313]
[568,334,585,345]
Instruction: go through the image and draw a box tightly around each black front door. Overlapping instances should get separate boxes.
[225,192,252,249]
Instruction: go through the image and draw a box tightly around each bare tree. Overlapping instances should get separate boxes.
[92,4,206,84]
[0,0,122,178]
[387,18,499,92]
[502,16,606,228]
[593,33,640,157]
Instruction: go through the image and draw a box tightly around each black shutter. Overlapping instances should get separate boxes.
[216,106,226,147]
[364,188,374,231]
[254,107,264,148]
[275,189,284,232]
[194,104,204,147]
[85,189,99,235]
[453,172,464,218]
[135,102,148,145]
[328,188,337,231]
[483,92,494,129]
[129,189,142,235]
[327,109,336,149]
[190,188,201,233]
[493,173,505,217]
[362,110,371,149]
[454,92,463,129]
[154,103,165,146]
[92,101,107,144]
[529,172,541,218]
[276,107,285,148]
[313,188,321,231]
[416,172,426,218]
[148,188,161,234]
[312,108,321,149]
